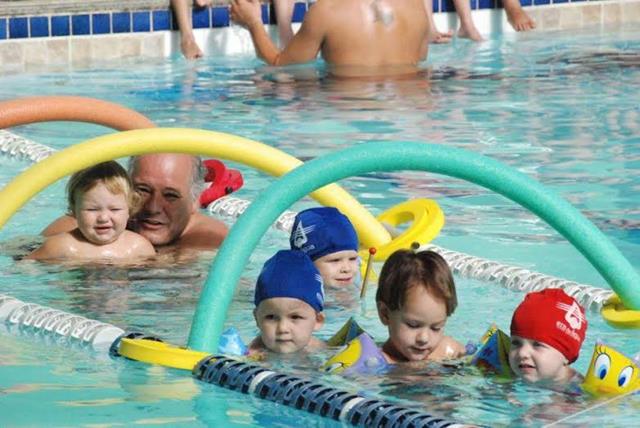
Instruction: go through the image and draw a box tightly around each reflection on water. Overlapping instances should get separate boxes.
[1,27,640,427]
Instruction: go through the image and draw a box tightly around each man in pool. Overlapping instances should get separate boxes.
[42,154,228,252]
[229,0,430,77]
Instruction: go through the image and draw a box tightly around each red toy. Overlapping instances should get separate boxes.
[199,159,243,208]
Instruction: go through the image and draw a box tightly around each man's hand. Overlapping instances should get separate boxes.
[230,0,263,30]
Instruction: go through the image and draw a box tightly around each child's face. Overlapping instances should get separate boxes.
[74,183,130,245]
[313,250,359,287]
[378,285,447,362]
[254,297,324,354]
[508,335,570,383]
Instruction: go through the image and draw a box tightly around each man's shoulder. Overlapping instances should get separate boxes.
[190,212,227,233]
[178,212,228,249]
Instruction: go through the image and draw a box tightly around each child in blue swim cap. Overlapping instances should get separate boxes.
[290,207,360,288]
[249,250,326,354]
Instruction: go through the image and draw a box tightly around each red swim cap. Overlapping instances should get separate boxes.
[510,289,587,363]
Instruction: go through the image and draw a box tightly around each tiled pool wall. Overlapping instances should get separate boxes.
[0,0,638,71]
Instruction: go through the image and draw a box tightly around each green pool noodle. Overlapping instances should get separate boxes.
[188,142,640,352]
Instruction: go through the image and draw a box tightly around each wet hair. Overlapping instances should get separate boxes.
[67,161,141,214]
[127,154,206,202]
[375,249,457,316]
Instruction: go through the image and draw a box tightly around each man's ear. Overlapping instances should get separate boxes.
[377,301,390,325]
[314,312,325,331]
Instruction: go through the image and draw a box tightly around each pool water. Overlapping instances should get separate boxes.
[1,25,640,426]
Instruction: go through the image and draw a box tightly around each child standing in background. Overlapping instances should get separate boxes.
[290,207,360,289]
[27,161,155,262]
[250,250,326,354]
[509,289,588,386]
[376,249,466,363]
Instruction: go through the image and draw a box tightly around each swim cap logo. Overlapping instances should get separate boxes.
[557,301,585,330]
[292,221,315,249]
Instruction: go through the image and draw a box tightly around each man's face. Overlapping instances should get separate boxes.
[131,154,196,246]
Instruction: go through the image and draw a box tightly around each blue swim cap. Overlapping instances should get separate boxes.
[289,207,359,261]
[255,250,325,312]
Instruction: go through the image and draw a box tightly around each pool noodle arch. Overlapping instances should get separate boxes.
[0,96,155,130]
[0,128,391,247]
[188,142,640,352]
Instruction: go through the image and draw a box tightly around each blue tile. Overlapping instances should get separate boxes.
[112,12,131,33]
[519,0,532,5]
[212,7,229,27]
[132,11,150,32]
[92,13,110,34]
[153,10,170,31]
[534,0,550,4]
[0,18,6,40]
[442,0,456,12]
[192,7,210,28]
[553,0,569,3]
[9,17,28,39]
[261,4,269,24]
[292,2,306,23]
[29,16,49,37]
[478,0,495,8]
[51,15,70,36]
[72,14,90,35]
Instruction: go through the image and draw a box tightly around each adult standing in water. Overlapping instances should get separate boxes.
[229,0,430,77]
[43,154,228,252]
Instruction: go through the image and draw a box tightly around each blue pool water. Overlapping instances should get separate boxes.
[1,25,640,426]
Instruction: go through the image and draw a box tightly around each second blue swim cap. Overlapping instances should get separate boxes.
[289,207,359,261]
[255,250,325,312]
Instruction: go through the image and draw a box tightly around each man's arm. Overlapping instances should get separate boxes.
[42,215,77,237]
[230,0,325,66]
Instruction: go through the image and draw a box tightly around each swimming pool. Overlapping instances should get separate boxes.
[1,25,639,426]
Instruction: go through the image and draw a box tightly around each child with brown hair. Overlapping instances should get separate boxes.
[27,161,155,262]
[376,249,465,363]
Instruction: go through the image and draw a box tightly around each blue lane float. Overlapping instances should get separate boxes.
[194,355,459,427]
[189,142,640,352]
